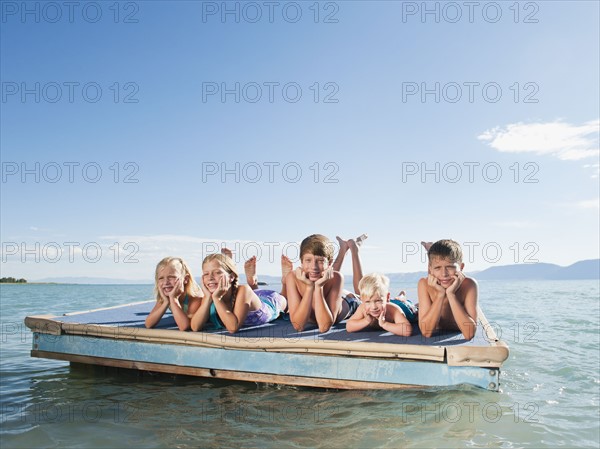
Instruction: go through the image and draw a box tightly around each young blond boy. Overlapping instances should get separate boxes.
[417,239,478,340]
[285,234,348,333]
[346,273,412,337]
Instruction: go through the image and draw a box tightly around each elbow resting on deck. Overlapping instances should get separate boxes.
[462,329,475,341]
[400,326,412,338]
[292,322,305,332]
[291,315,309,332]
[318,321,333,334]
[419,327,434,338]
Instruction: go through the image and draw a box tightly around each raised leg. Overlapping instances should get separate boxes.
[333,236,349,272]
[221,247,233,259]
[244,256,258,290]
[280,254,293,297]
[348,234,367,294]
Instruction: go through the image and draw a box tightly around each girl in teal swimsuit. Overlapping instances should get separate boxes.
[145,257,203,331]
[191,254,287,333]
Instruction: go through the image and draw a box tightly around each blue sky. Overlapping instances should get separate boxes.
[1,0,599,281]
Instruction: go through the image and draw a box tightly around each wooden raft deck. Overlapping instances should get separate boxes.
[25,301,509,391]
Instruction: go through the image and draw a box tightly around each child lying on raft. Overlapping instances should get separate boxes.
[285,234,357,333]
[346,273,412,337]
[418,239,478,340]
[146,254,288,333]
[334,235,413,337]
[145,257,204,331]
[190,253,287,333]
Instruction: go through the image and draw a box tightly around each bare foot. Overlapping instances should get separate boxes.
[281,255,293,282]
[355,233,368,247]
[336,236,349,255]
[421,241,432,252]
[348,233,367,252]
[244,256,258,289]
[396,290,406,298]
[221,247,233,259]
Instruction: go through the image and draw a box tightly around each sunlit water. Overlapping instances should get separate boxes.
[1,281,599,448]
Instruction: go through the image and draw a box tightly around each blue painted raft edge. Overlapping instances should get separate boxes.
[25,301,507,391]
[32,332,499,391]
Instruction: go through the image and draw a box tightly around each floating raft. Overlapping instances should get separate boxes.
[25,301,509,391]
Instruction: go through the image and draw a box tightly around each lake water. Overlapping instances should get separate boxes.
[1,280,599,448]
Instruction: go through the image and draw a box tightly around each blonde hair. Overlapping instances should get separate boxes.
[202,253,239,298]
[154,257,201,303]
[300,234,334,264]
[358,273,390,300]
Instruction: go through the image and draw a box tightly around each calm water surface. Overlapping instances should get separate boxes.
[1,281,599,448]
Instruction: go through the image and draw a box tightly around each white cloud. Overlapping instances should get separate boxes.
[0,234,302,279]
[583,163,600,179]
[493,221,538,229]
[576,198,600,209]
[97,234,303,266]
[478,119,599,161]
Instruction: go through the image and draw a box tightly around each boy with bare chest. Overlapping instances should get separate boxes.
[285,234,349,333]
[417,239,478,340]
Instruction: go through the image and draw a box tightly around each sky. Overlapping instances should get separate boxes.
[1,0,599,281]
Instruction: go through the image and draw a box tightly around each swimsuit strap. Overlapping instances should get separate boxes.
[182,294,189,314]
[209,302,224,329]
[230,285,237,308]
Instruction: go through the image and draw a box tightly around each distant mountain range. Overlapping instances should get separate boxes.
[28,259,599,284]
[386,259,599,283]
[474,259,600,280]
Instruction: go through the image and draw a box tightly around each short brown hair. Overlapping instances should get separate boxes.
[299,234,334,264]
[428,239,463,264]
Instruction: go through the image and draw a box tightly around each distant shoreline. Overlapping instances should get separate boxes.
[1,282,79,285]
[6,259,598,285]
[1,282,154,286]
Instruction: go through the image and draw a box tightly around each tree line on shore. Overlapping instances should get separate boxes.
[0,277,27,283]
